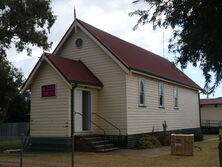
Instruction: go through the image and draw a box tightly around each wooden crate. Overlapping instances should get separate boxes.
[219,129,222,135]
[171,134,194,156]
[219,129,222,141]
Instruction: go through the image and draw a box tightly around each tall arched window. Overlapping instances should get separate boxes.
[159,83,164,107]
[139,79,145,106]
[174,87,178,108]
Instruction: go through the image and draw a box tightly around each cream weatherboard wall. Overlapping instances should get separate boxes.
[56,28,127,135]
[30,61,70,137]
[30,61,100,137]
[201,105,222,121]
[126,73,200,135]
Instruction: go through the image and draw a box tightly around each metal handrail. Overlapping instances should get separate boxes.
[201,120,222,127]
[92,113,121,136]
[75,112,107,151]
[23,127,30,149]
[92,113,122,147]
[75,112,106,136]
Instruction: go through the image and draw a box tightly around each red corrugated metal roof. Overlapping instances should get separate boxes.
[200,98,222,105]
[45,53,102,87]
[77,19,201,90]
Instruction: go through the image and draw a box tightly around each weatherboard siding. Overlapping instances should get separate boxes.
[126,73,200,135]
[57,28,127,135]
[201,105,222,121]
[30,61,70,137]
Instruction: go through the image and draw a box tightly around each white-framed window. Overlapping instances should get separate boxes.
[174,87,178,108]
[139,79,145,106]
[159,83,164,107]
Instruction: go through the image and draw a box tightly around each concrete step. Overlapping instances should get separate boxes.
[77,135,119,152]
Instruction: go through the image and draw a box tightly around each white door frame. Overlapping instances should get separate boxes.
[74,88,92,132]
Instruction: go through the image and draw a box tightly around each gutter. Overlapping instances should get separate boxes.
[130,67,202,91]
[70,83,77,167]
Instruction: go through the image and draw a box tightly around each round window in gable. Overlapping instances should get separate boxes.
[75,38,83,48]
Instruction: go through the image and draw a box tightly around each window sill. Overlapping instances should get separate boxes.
[138,105,147,108]
[159,106,165,109]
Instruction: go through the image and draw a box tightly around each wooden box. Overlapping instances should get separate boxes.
[219,129,222,141]
[171,134,194,156]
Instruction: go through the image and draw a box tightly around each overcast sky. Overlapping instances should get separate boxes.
[6,0,222,98]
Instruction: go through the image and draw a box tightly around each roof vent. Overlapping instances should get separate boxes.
[75,38,83,48]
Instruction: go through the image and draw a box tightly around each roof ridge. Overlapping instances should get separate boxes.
[77,19,201,90]
[77,19,170,63]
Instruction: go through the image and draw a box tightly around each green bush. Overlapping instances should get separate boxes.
[158,134,171,146]
[194,129,203,141]
[137,135,161,149]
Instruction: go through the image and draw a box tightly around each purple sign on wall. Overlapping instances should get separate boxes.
[41,84,56,97]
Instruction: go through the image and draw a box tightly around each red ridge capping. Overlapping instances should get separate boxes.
[200,98,222,105]
[77,19,201,90]
[44,53,102,87]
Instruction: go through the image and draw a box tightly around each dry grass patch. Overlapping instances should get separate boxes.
[75,141,219,167]
[0,137,219,167]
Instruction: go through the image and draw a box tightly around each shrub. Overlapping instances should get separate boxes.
[158,134,171,146]
[162,120,168,136]
[137,135,161,149]
[194,129,203,141]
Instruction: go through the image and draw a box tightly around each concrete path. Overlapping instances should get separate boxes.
[201,137,219,143]
[105,146,170,157]
[105,137,219,157]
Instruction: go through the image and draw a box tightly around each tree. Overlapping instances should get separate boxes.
[6,91,30,123]
[0,0,56,57]
[0,56,23,122]
[130,0,222,94]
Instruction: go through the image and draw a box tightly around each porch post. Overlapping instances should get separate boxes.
[71,84,77,167]
[198,92,202,127]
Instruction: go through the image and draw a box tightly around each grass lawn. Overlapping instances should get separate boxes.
[204,134,218,140]
[0,136,219,167]
[0,140,21,152]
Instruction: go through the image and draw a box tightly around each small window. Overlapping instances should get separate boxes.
[159,83,164,107]
[139,79,145,106]
[174,87,178,108]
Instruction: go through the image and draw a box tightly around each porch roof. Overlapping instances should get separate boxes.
[200,98,222,105]
[45,53,103,87]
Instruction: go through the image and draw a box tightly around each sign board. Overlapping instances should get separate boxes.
[41,84,56,97]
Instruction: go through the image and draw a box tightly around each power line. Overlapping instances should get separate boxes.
[162,27,165,58]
